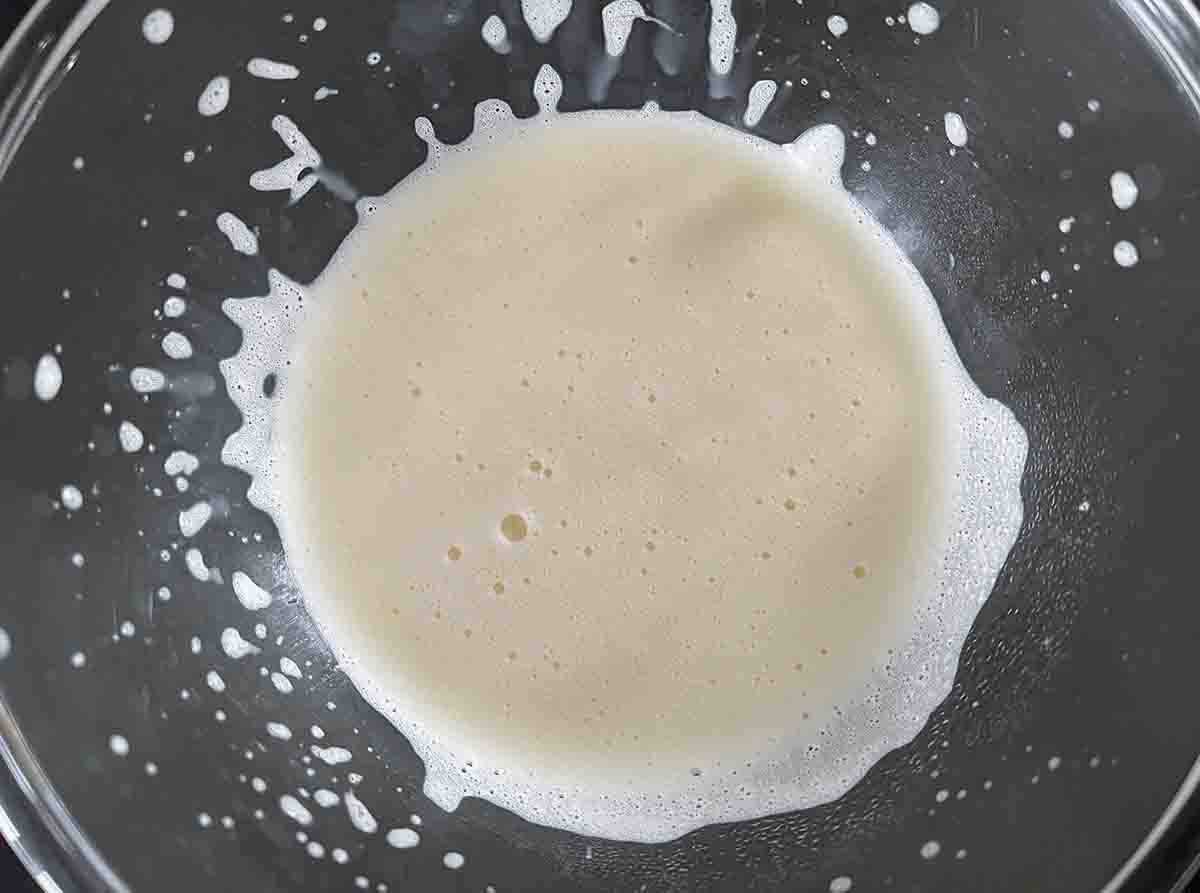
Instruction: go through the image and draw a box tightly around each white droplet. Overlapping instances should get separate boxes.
[315,789,340,807]
[130,366,167,394]
[481,14,511,54]
[708,0,737,76]
[163,296,187,318]
[164,450,199,476]
[314,86,339,101]
[280,657,302,678]
[60,484,83,511]
[1058,216,1075,234]
[142,9,174,45]
[387,827,420,849]
[443,851,465,870]
[217,211,259,255]
[907,2,940,35]
[220,628,260,659]
[1113,239,1139,267]
[197,76,231,116]
[1109,170,1138,210]
[162,331,192,360]
[311,745,353,765]
[206,670,226,692]
[271,672,294,694]
[247,58,301,80]
[830,877,853,893]
[266,721,293,740]
[1057,120,1074,140]
[232,571,272,611]
[179,501,212,537]
[185,547,212,582]
[344,790,379,834]
[943,112,967,147]
[70,651,86,668]
[920,840,941,859]
[34,354,63,401]
[521,0,573,43]
[118,421,145,452]
[109,734,130,757]
[743,79,778,128]
[826,15,848,37]
[280,794,314,826]
[313,17,328,31]
[0,628,11,660]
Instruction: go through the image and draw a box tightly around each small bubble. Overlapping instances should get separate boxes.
[492,582,506,595]
[500,513,528,542]
[784,498,797,511]
[852,564,867,579]
[447,545,463,561]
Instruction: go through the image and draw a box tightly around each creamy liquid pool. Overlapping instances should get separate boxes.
[221,79,1027,843]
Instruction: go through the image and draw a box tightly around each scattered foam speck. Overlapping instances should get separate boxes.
[130,366,166,394]
[34,354,62,401]
[943,112,967,147]
[198,76,231,116]
[142,9,174,45]
[179,501,212,537]
[312,745,353,766]
[247,58,301,80]
[481,14,511,54]
[217,211,259,255]
[220,627,261,659]
[743,79,778,128]
[1113,240,1139,267]
[1110,170,1138,210]
[162,331,194,360]
[387,827,420,849]
[232,571,272,610]
[907,2,940,35]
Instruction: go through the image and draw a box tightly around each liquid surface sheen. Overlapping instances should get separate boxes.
[227,102,1027,842]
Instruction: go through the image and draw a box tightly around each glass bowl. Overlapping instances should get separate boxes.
[1,0,1200,890]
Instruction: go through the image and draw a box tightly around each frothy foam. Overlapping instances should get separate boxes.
[220,74,1026,843]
